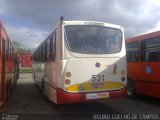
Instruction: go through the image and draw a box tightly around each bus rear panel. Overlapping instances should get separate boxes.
[33,20,127,104]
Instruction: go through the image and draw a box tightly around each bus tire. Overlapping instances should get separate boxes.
[127,78,136,98]
[42,79,47,100]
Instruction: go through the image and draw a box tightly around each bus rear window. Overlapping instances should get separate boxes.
[65,25,122,54]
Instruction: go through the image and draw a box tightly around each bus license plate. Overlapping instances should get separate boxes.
[86,92,109,100]
[92,83,104,88]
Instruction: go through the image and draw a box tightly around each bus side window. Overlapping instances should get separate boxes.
[9,42,11,62]
[38,50,40,63]
[140,40,146,62]
[41,45,43,63]
[0,39,2,56]
[44,41,47,62]
[42,44,45,63]
[47,39,50,62]
[6,40,9,62]
[126,42,139,62]
[11,44,13,62]
[143,37,160,62]
[50,32,56,62]
[53,33,56,61]
[50,34,53,61]
[39,47,41,63]
[10,44,12,62]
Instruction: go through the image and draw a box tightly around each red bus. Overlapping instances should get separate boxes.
[0,22,19,107]
[126,30,160,98]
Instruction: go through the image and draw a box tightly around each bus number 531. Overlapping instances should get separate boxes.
[92,75,104,81]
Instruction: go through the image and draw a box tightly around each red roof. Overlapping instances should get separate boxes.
[126,30,160,43]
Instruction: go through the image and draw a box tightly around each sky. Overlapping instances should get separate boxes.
[0,0,160,50]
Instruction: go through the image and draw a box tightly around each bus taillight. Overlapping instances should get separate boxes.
[121,77,125,81]
[65,79,71,85]
[65,72,71,77]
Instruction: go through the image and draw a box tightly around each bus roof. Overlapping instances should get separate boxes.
[63,21,123,30]
[126,30,160,43]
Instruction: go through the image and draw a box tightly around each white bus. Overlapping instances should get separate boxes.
[32,17,127,104]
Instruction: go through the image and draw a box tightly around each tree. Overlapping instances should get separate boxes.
[12,41,29,55]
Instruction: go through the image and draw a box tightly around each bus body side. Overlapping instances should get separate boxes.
[33,21,127,104]
[126,31,160,98]
[0,22,18,107]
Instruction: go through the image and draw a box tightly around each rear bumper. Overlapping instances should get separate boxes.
[56,87,127,104]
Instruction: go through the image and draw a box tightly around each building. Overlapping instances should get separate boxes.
[20,53,32,67]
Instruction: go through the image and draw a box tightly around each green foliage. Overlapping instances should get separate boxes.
[20,67,33,73]
[12,41,31,55]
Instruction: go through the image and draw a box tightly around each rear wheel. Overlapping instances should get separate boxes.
[127,78,136,98]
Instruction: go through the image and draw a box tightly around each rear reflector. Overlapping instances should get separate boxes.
[113,64,117,74]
